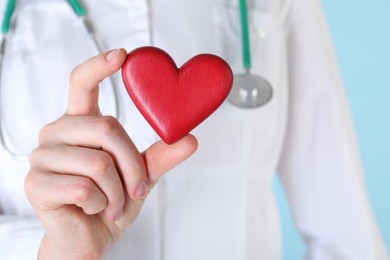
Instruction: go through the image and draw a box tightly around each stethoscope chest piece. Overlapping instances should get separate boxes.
[228,0,273,109]
[228,73,273,108]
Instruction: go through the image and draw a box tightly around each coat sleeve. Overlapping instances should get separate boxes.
[0,2,41,259]
[277,0,389,259]
[0,215,43,259]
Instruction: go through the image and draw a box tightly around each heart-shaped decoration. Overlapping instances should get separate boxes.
[121,46,233,144]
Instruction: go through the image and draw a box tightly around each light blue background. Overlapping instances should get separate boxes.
[275,0,390,258]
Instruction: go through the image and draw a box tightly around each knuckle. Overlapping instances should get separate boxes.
[69,58,104,88]
[24,170,43,205]
[69,65,82,86]
[24,171,36,198]
[29,145,50,166]
[28,145,54,170]
[71,178,95,202]
[87,151,114,177]
[97,116,121,137]
[38,121,57,144]
[28,147,41,165]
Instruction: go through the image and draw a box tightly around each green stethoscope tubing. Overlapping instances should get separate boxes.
[1,0,15,34]
[67,0,87,16]
[0,0,120,161]
[228,0,273,108]
[239,0,251,71]
[3,1,253,68]
[1,0,86,34]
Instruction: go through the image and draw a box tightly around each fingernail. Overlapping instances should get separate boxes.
[135,181,147,199]
[105,49,120,61]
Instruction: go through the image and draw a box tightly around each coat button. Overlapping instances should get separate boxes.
[256,28,268,39]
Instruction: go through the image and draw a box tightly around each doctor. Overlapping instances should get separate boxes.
[0,0,388,259]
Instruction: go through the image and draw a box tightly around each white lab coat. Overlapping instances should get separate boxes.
[0,0,388,259]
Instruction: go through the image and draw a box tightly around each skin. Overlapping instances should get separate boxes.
[25,48,198,259]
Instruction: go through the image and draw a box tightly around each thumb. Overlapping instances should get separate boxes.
[143,135,198,187]
[66,48,127,116]
[113,135,197,230]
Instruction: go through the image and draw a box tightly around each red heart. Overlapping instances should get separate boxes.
[121,47,233,144]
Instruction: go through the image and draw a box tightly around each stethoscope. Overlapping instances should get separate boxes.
[0,0,121,161]
[0,0,273,162]
[227,0,273,108]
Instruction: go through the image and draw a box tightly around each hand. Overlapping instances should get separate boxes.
[25,49,198,259]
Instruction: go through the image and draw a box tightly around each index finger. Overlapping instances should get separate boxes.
[66,48,127,116]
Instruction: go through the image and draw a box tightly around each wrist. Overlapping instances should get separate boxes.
[38,234,106,260]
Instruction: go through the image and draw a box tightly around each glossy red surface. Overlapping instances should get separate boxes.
[121,46,233,144]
